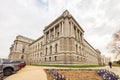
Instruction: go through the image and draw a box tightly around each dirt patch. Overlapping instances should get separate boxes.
[45,69,102,80]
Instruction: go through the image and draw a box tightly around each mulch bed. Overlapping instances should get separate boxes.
[45,69,102,80]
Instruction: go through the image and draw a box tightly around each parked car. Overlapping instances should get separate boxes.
[0,59,3,80]
[11,61,22,69]
[0,59,21,76]
[11,61,26,68]
[20,61,26,67]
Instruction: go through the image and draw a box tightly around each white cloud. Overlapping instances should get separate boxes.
[0,0,120,59]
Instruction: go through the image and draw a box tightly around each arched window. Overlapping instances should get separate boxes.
[22,48,25,53]
[50,46,52,54]
[55,44,58,53]
[21,55,24,59]
[45,57,46,61]
[76,44,78,53]
[16,42,17,45]
[79,46,81,54]
[46,47,47,55]
[57,32,59,37]
[38,43,40,50]
[81,57,82,61]
[15,42,17,50]
[77,56,79,61]
[74,27,76,38]
[55,56,57,61]
[39,59,41,62]
[49,57,51,61]
[37,53,39,57]
[40,52,42,56]
[80,33,82,41]
[84,58,85,61]
[41,42,43,47]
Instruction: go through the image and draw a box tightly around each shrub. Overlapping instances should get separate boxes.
[116,60,120,65]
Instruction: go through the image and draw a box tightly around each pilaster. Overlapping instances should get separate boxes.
[61,21,64,37]
[59,23,61,35]
[70,22,75,37]
[54,27,55,39]
[49,30,50,41]
[64,17,69,37]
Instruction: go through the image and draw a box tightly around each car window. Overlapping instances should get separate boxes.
[11,61,21,63]
[3,61,11,64]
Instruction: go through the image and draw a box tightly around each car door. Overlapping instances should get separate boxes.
[11,61,20,71]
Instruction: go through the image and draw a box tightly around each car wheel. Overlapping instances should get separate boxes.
[4,68,12,76]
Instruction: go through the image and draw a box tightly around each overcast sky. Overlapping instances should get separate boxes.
[0,0,120,59]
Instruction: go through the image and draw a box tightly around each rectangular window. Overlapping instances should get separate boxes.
[49,57,51,61]
[22,48,25,53]
[55,56,57,61]
[45,58,46,61]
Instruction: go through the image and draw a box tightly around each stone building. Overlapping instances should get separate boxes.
[9,10,103,65]
[9,35,34,63]
[100,55,111,65]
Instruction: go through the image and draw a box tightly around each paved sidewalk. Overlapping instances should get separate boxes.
[5,66,47,80]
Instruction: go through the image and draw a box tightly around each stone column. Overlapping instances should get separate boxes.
[69,22,71,36]
[54,27,55,39]
[75,28,76,38]
[79,33,81,42]
[76,28,78,40]
[64,17,69,36]
[78,30,80,41]
[49,30,50,41]
[70,22,74,37]
[46,32,48,42]
[81,33,84,43]
[61,21,64,36]
[82,45,85,56]
[60,22,62,35]
[44,33,46,43]
[46,33,47,42]
[81,45,82,55]
[59,23,61,36]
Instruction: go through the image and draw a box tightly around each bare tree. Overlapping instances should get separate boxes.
[108,30,120,59]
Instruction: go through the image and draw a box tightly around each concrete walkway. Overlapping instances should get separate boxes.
[5,66,47,80]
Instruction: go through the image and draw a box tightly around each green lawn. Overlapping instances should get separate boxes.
[32,64,105,68]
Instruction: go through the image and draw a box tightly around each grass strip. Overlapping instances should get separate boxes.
[31,64,105,68]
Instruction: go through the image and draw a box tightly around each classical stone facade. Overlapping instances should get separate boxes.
[9,10,105,65]
[9,35,34,63]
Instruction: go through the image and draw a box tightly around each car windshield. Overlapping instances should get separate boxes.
[2,59,11,64]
